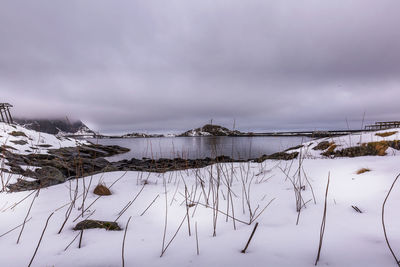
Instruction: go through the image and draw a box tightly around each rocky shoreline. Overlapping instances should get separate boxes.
[2,139,304,192]
[6,133,400,192]
[6,136,399,192]
[1,143,237,191]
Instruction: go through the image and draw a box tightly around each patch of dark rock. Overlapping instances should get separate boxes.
[313,141,331,151]
[9,131,27,137]
[37,144,52,148]
[254,152,299,162]
[48,144,129,159]
[35,166,66,182]
[10,140,28,146]
[113,156,241,173]
[73,220,121,231]
[7,178,62,192]
[284,144,304,152]
[5,144,129,191]
[387,140,400,150]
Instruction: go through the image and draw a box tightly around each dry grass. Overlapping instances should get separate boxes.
[356,168,371,175]
[326,144,337,153]
[93,184,112,196]
[376,131,398,138]
[366,141,389,156]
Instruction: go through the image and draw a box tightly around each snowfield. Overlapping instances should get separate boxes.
[0,127,400,267]
[0,122,83,155]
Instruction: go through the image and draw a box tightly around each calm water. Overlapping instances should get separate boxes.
[90,136,310,161]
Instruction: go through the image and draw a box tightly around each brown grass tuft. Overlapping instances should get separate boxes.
[356,168,371,175]
[326,144,337,153]
[93,184,112,196]
[376,131,398,138]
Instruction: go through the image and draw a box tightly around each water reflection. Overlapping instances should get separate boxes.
[90,136,310,161]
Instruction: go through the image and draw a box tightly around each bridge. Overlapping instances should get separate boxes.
[365,121,400,131]
[251,129,365,138]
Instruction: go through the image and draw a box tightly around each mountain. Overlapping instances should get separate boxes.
[14,118,96,137]
[179,124,245,137]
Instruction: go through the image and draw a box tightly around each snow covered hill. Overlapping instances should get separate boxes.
[15,118,96,137]
[179,124,245,137]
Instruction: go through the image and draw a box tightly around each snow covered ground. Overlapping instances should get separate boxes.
[288,128,400,158]
[1,136,400,266]
[0,122,83,155]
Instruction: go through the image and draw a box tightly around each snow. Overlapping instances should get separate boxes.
[288,128,400,158]
[0,122,84,155]
[0,128,399,266]
[56,126,96,138]
[186,129,212,137]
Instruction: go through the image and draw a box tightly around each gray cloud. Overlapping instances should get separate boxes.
[1,0,400,134]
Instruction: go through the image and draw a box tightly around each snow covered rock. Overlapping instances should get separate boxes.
[179,124,245,137]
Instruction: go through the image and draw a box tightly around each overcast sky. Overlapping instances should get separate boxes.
[1,0,400,134]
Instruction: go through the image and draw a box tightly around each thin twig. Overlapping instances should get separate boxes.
[195,221,199,255]
[241,222,259,253]
[315,174,330,266]
[78,229,84,248]
[122,216,132,267]
[382,172,400,266]
[28,212,54,267]
[0,217,32,238]
[140,195,160,216]
[17,189,40,244]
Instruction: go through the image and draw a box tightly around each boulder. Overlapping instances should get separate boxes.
[35,166,66,182]
[73,220,121,231]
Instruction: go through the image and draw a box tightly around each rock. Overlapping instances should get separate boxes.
[313,141,331,151]
[35,166,66,182]
[284,144,304,152]
[73,220,121,231]
[10,140,28,145]
[179,124,245,137]
[321,140,400,158]
[9,131,27,137]
[254,152,299,162]
[93,184,112,196]
[37,144,52,148]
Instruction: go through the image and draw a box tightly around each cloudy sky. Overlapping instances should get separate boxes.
[1,0,400,134]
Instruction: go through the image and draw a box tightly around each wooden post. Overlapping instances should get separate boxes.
[3,108,10,124]
[0,109,4,122]
[6,107,13,124]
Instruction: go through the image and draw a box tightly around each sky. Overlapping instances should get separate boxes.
[1,0,400,134]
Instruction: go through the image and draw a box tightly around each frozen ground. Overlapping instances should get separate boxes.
[1,158,399,266]
[288,128,400,158]
[0,122,83,155]
[0,126,399,267]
